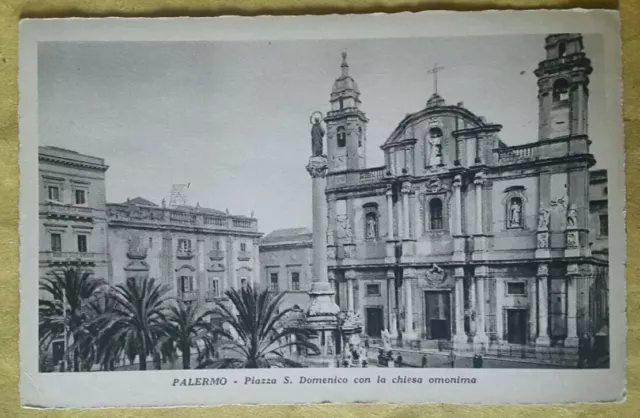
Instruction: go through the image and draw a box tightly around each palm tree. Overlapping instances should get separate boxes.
[39,266,106,372]
[199,285,319,369]
[97,277,170,371]
[161,301,218,370]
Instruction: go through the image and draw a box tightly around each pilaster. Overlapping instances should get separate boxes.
[535,263,551,347]
[453,267,467,346]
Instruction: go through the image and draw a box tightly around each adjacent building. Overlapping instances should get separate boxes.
[38,146,110,289]
[258,228,313,311]
[320,34,609,356]
[38,147,262,312]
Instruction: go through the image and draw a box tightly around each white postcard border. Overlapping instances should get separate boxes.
[19,10,625,408]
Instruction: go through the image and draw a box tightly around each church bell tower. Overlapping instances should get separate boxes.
[325,52,369,173]
[535,34,593,141]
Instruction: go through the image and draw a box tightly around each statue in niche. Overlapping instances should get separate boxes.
[566,204,578,228]
[366,213,378,239]
[508,197,523,228]
[310,112,325,157]
[427,127,444,166]
[537,207,550,230]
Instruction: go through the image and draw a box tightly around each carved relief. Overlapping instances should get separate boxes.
[566,204,578,228]
[537,208,550,231]
[537,232,549,249]
[566,230,579,248]
[418,264,451,289]
[537,263,549,276]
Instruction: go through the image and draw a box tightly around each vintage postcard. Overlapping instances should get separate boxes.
[19,10,625,408]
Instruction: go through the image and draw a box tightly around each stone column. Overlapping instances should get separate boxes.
[474,267,488,345]
[536,263,551,347]
[495,278,504,342]
[304,156,340,317]
[453,175,463,235]
[401,182,411,240]
[252,239,260,285]
[453,267,467,345]
[402,268,417,341]
[452,175,465,262]
[474,173,484,236]
[345,269,356,313]
[387,269,397,338]
[386,187,394,240]
[328,270,336,304]
[413,190,421,239]
[565,264,579,347]
[469,276,476,334]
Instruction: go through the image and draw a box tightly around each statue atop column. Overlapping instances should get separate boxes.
[310,111,325,157]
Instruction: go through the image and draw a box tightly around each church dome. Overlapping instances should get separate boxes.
[426,93,445,108]
[332,52,360,95]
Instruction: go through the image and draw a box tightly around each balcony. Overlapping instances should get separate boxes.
[40,251,98,266]
[179,291,198,303]
[237,251,251,261]
[40,203,93,221]
[204,290,220,302]
[494,143,539,165]
[176,249,194,260]
[207,250,225,261]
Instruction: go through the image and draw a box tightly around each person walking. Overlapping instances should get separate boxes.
[421,354,428,368]
[448,349,456,368]
[396,354,404,368]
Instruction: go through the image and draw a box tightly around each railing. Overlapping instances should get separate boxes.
[358,166,386,183]
[41,203,93,219]
[203,215,227,227]
[327,166,389,189]
[204,290,219,302]
[106,204,258,232]
[495,143,539,164]
[176,249,194,259]
[40,251,98,265]
[232,218,253,229]
[237,251,251,261]
[179,291,198,302]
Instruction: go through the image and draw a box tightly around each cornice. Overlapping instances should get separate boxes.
[39,155,109,172]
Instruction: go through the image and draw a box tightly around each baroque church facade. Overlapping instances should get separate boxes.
[323,34,609,354]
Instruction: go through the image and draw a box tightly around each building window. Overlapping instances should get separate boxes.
[599,214,609,236]
[365,211,378,240]
[178,239,191,252]
[240,277,248,288]
[270,273,279,292]
[180,276,194,292]
[358,126,363,147]
[209,277,220,297]
[552,78,570,103]
[366,284,380,296]
[339,97,344,110]
[337,126,346,148]
[77,235,88,253]
[507,197,524,228]
[215,240,221,251]
[291,272,300,291]
[506,282,526,296]
[148,237,153,248]
[429,198,443,230]
[74,189,87,205]
[50,233,62,253]
[240,242,247,252]
[604,186,608,196]
[48,186,60,202]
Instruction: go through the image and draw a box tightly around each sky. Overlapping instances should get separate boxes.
[38,35,605,235]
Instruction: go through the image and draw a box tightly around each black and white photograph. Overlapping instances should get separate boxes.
[19,11,625,408]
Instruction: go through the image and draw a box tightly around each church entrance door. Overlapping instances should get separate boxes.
[424,291,451,340]
[506,308,528,345]
[365,307,384,337]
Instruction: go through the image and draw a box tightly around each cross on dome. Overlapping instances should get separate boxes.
[427,63,445,95]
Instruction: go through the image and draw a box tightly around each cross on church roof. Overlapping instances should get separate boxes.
[427,63,445,95]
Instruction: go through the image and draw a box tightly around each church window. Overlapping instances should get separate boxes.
[507,197,524,228]
[337,126,346,148]
[552,78,570,103]
[429,198,443,230]
[558,41,567,57]
[366,284,381,296]
[178,239,191,253]
[358,126,363,147]
[339,97,344,110]
[506,282,526,296]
